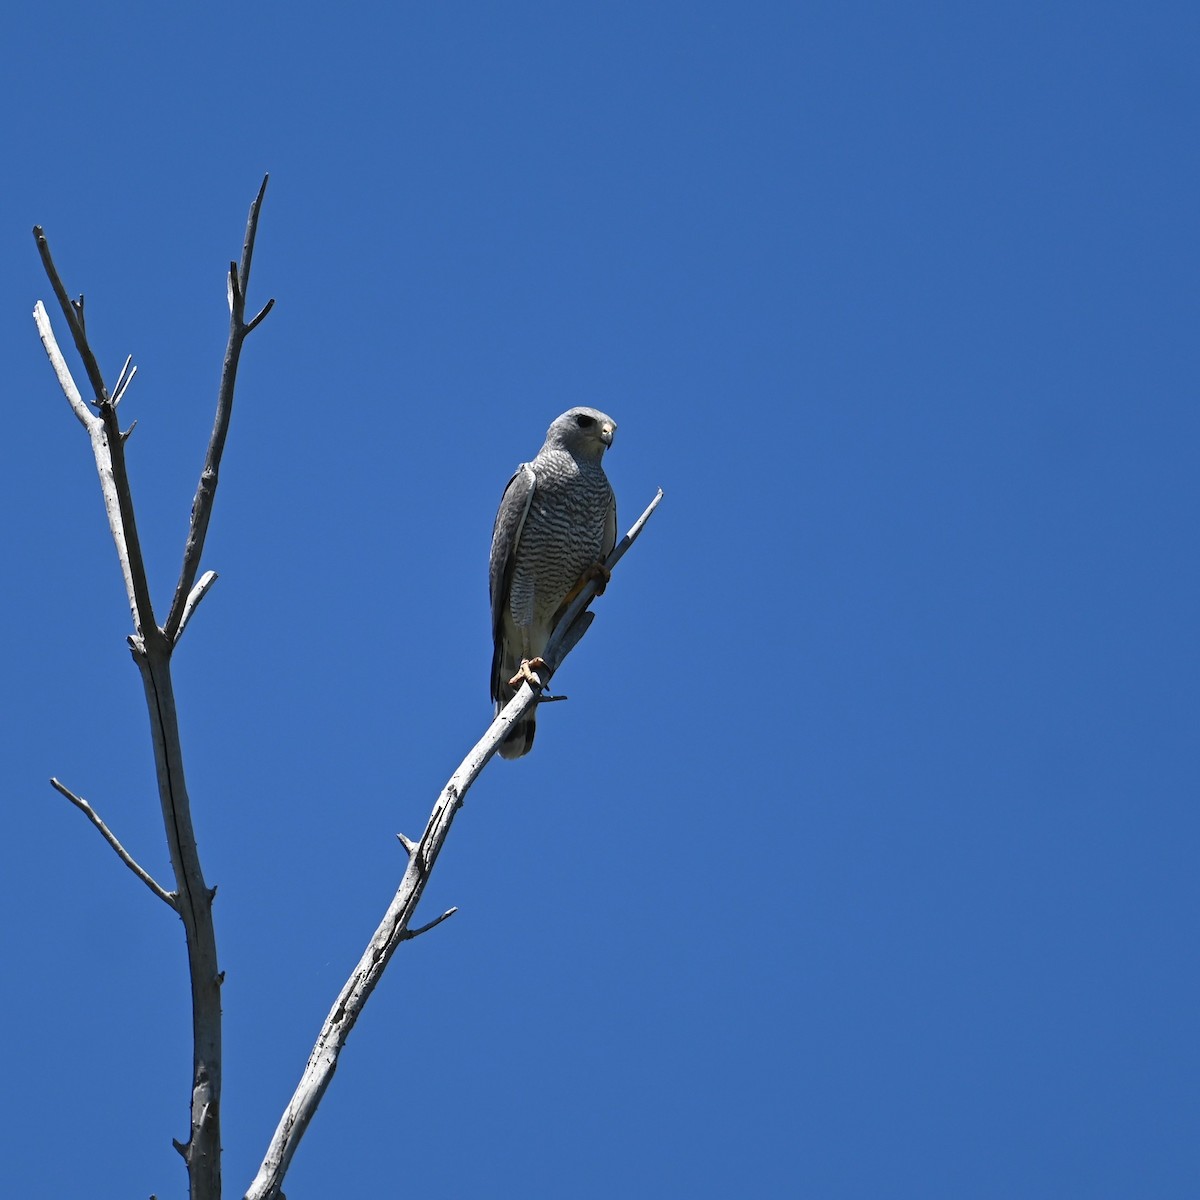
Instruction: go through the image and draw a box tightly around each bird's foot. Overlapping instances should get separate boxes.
[563,561,613,608]
[508,657,548,689]
[584,560,612,595]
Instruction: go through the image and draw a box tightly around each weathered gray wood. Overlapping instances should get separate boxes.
[32,180,273,1200]
[49,778,175,907]
[244,488,663,1200]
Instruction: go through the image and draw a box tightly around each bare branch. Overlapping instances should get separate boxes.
[111,355,137,406]
[32,301,91,428]
[33,184,274,1199]
[98,395,158,639]
[244,297,275,334]
[237,174,270,304]
[244,488,663,1200]
[395,832,419,856]
[31,299,153,634]
[128,627,222,1197]
[165,173,274,643]
[174,570,219,643]
[33,229,160,638]
[32,227,109,403]
[402,907,459,941]
[49,778,176,909]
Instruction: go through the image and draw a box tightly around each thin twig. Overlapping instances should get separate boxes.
[111,355,137,406]
[402,907,459,941]
[236,174,270,306]
[244,487,662,1200]
[175,570,219,643]
[33,228,109,404]
[50,778,176,909]
[165,174,273,643]
[245,297,275,335]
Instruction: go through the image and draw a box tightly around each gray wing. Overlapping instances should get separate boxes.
[489,463,537,702]
[601,486,617,561]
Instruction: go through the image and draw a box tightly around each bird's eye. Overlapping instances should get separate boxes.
[575,414,596,429]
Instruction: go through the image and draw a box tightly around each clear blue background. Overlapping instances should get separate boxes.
[3,3,1197,1197]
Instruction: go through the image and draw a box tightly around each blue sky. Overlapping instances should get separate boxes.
[3,2,1197,1197]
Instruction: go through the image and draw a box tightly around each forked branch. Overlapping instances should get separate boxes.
[165,174,273,643]
[31,246,157,639]
[33,181,274,1200]
[243,488,663,1200]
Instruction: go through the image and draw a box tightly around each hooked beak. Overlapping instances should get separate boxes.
[600,421,616,446]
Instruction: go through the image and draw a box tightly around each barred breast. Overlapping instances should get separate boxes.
[509,447,612,628]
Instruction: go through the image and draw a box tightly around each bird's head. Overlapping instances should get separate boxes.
[546,407,617,459]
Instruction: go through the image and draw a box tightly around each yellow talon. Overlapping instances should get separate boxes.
[508,657,548,689]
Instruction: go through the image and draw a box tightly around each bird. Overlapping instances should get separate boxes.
[489,407,618,759]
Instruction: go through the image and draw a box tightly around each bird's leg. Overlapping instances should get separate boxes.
[561,560,613,609]
[508,657,548,689]
[584,559,612,595]
[504,624,547,691]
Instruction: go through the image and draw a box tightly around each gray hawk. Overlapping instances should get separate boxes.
[489,407,618,759]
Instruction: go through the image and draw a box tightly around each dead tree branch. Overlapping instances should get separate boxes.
[49,778,176,908]
[34,173,657,1200]
[165,175,272,644]
[32,298,151,635]
[244,487,663,1200]
[32,177,274,1200]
